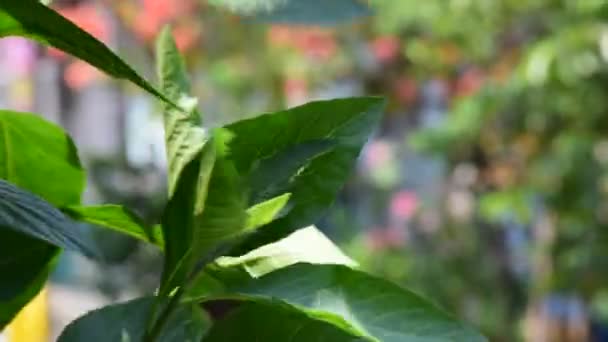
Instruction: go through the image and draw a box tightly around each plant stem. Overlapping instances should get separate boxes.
[144,286,185,342]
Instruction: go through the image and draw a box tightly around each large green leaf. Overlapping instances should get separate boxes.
[0,230,58,328]
[0,111,84,206]
[0,111,85,328]
[210,0,372,26]
[0,1,172,105]
[63,205,164,248]
[202,302,364,342]
[225,97,385,255]
[200,264,485,342]
[58,297,209,342]
[0,179,97,257]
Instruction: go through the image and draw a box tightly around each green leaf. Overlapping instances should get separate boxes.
[202,302,364,342]
[156,26,205,196]
[186,226,355,302]
[157,30,248,294]
[204,264,486,342]
[210,0,372,26]
[216,226,355,278]
[245,193,291,231]
[248,140,335,203]
[0,1,173,106]
[0,230,59,329]
[0,179,98,257]
[225,97,385,255]
[0,110,84,206]
[63,205,164,248]
[58,297,209,342]
[0,110,85,330]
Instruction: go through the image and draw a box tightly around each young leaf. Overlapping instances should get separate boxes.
[0,1,173,105]
[202,302,364,342]
[0,230,58,329]
[216,226,356,277]
[63,205,164,248]
[0,179,98,257]
[203,264,486,342]
[210,0,372,26]
[156,26,205,196]
[0,110,84,206]
[58,297,209,342]
[244,193,291,231]
[157,30,248,294]
[225,97,386,255]
[186,226,355,302]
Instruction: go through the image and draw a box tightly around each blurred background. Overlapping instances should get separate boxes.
[3,0,608,341]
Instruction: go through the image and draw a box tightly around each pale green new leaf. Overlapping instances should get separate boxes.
[157,30,247,293]
[215,226,356,278]
[63,205,164,248]
[156,26,205,196]
[186,226,355,302]
[244,193,291,231]
[0,0,172,105]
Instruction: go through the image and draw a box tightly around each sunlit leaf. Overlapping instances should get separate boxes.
[204,264,486,342]
[63,205,164,248]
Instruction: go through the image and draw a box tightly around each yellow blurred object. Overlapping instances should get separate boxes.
[7,287,49,342]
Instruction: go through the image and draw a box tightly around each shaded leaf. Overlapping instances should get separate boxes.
[248,140,335,203]
[0,230,58,329]
[0,1,172,105]
[202,302,365,342]
[225,97,385,255]
[205,264,486,342]
[63,205,164,248]
[58,297,209,342]
[0,179,97,257]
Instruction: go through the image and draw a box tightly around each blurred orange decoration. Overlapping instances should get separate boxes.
[267,26,337,61]
[453,67,485,98]
[133,0,200,50]
[393,77,418,105]
[365,225,406,251]
[370,36,400,64]
[50,0,201,90]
